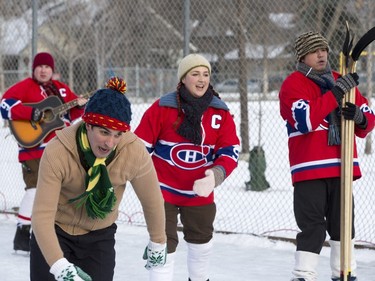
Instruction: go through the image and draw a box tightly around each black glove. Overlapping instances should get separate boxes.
[31,108,43,122]
[331,73,359,103]
[342,102,366,126]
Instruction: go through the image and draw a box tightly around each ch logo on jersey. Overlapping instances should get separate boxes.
[170,143,211,170]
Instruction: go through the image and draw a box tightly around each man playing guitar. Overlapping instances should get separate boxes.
[0,52,87,253]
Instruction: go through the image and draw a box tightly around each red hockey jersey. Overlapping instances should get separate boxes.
[279,71,375,184]
[1,77,84,162]
[135,92,240,206]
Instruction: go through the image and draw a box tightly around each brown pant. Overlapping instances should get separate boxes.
[21,159,40,189]
[165,201,216,253]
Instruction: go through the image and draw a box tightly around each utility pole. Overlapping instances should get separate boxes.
[183,0,190,56]
[32,0,38,59]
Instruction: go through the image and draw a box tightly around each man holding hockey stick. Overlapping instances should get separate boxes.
[279,31,375,281]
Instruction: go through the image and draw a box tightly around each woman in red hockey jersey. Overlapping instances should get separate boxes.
[135,53,240,281]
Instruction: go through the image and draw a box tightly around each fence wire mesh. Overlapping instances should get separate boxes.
[1,0,374,247]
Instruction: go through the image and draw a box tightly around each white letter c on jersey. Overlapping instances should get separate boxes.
[211,114,222,129]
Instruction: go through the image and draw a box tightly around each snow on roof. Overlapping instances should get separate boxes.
[0,1,57,56]
[269,13,295,29]
[224,42,291,60]
[0,16,32,55]
[0,0,90,56]
[199,53,218,63]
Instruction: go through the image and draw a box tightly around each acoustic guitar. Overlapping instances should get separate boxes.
[9,92,93,148]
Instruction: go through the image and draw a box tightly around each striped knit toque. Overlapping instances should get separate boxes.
[294,31,329,61]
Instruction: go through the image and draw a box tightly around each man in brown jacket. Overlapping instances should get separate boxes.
[30,77,166,281]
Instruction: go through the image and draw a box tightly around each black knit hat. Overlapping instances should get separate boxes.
[83,77,132,131]
[294,31,329,61]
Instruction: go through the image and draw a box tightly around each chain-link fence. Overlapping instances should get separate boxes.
[1,0,374,248]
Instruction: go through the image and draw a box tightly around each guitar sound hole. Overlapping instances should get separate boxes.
[43,110,54,122]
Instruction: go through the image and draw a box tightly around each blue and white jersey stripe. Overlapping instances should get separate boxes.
[0,98,21,120]
[292,99,312,133]
[290,158,359,175]
[159,181,196,198]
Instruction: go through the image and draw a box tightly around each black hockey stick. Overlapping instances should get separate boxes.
[342,21,354,72]
[351,25,375,62]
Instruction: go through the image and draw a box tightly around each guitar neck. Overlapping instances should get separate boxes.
[52,92,93,115]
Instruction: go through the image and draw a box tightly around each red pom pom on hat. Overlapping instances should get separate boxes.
[83,76,132,132]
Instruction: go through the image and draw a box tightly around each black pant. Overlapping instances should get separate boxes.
[165,202,216,253]
[30,224,117,281]
[294,178,355,254]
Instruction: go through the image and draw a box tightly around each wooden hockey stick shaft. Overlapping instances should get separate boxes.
[339,21,353,281]
[340,68,355,281]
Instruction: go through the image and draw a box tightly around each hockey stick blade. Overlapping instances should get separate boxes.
[342,21,354,69]
[342,22,352,56]
[351,26,375,61]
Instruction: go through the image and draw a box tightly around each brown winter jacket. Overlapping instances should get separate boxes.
[31,121,166,266]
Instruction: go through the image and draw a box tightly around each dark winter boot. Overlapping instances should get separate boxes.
[188,279,209,281]
[13,224,31,251]
[332,277,357,281]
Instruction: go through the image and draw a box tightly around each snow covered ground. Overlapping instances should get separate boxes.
[0,97,374,280]
[1,214,374,281]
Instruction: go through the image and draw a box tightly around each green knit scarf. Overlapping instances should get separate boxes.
[69,123,117,219]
